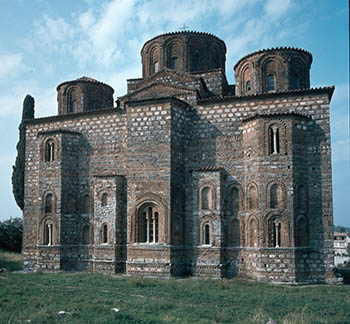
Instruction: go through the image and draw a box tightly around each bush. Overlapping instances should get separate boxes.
[334,262,350,284]
[0,217,23,253]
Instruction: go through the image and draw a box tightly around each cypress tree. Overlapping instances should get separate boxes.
[12,95,35,210]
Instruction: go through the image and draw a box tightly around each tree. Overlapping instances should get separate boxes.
[0,217,23,252]
[12,95,35,210]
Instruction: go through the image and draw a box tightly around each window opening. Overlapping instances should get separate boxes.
[271,221,281,247]
[291,74,300,89]
[140,205,159,243]
[246,81,251,92]
[201,187,210,210]
[102,224,108,243]
[267,74,275,91]
[204,224,210,245]
[170,57,178,70]
[154,61,159,73]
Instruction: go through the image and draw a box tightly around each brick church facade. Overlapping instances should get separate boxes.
[22,31,335,283]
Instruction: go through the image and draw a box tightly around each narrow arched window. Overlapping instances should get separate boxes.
[102,224,108,243]
[204,224,210,245]
[296,216,309,247]
[246,80,251,92]
[82,225,90,244]
[45,140,55,162]
[170,57,178,70]
[267,74,275,91]
[45,193,53,214]
[192,54,199,71]
[269,125,280,154]
[201,187,210,210]
[101,193,108,207]
[72,100,77,113]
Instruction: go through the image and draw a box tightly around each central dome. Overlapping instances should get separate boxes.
[140,31,226,78]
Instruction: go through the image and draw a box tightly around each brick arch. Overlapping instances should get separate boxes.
[39,216,58,245]
[258,55,285,93]
[149,44,161,74]
[164,37,185,71]
[246,182,259,210]
[132,193,169,244]
[238,61,254,96]
[263,211,291,247]
[266,180,287,209]
[42,190,57,214]
[63,85,83,113]
[264,119,288,156]
[225,182,244,216]
[198,182,216,211]
[246,214,259,247]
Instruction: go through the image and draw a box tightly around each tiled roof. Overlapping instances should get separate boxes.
[234,46,312,69]
[56,76,114,91]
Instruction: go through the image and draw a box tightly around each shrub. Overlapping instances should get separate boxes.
[0,217,23,253]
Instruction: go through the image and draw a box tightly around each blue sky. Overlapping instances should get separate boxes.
[0,0,349,225]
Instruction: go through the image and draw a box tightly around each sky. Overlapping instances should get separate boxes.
[0,0,349,225]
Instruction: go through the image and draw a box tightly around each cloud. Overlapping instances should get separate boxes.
[264,0,292,19]
[0,53,25,80]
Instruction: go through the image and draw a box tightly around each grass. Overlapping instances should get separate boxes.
[1,252,350,324]
[0,249,23,271]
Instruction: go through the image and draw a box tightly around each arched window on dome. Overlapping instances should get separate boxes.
[267,74,275,91]
[170,57,178,70]
[246,81,252,92]
[291,74,300,90]
[192,54,200,72]
[154,61,159,73]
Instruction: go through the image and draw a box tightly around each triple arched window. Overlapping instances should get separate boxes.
[138,205,159,243]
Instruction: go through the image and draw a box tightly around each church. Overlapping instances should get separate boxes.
[22,31,335,283]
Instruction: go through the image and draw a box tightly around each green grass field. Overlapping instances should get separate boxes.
[1,251,350,324]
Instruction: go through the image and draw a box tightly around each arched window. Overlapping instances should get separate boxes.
[267,216,288,247]
[246,81,251,92]
[295,216,309,247]
[192,54,200,71]
[81,194,90,214]
[68,89,78,113]
[138,205,159,243]
[201,187,211,210]
[267,74,275,91]
[101,193,108,207]
[45,139,55,162]
[291,74,300,89]
[270,184,283,209]
[102,224,108,244]
[248,185,258,210]
[170,57,178,70]
[44,221,54,246]
[82,225,90,244]
[269,125,280,154]
[45,193,54,214]
[231,219,240,246]
[204,223,210,245]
